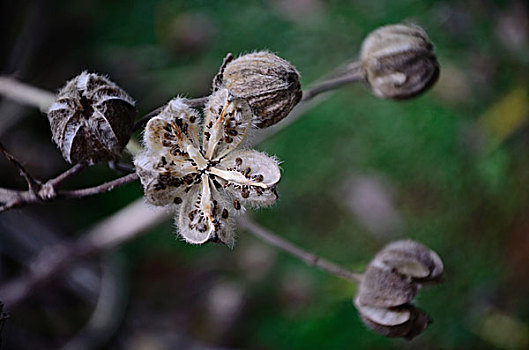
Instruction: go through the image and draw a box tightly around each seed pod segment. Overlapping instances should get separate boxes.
[360,24,440,99]
[47,72,137,165]
[375,239,444,281]
[354,300,431,340]
[213,51,302,128]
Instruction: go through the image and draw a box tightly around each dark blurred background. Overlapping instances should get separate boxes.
[2,0,529,349]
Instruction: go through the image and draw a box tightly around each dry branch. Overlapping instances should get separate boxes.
[0,199,170,307]
[0,57,368,307]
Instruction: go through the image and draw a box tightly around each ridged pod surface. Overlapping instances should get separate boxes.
[47,72,136,165]
[213,51,302,128]
[360,24,440,99]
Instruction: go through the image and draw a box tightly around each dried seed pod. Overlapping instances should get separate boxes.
[360,24,440,99]
[354,239,443,340]
[47,72,137,165]
[375,239,444,281]
[212,51,302,128]
[354,300,431,340]
[356,265,418,308]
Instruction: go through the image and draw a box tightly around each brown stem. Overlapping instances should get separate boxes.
[0,141,40,193]
[236,216,363,283]
[46,163,86,188]
[301,62,365,101]
[57,173,138,198]
[0,173,139,213]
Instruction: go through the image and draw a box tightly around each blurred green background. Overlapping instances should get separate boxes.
[2,0,529,349]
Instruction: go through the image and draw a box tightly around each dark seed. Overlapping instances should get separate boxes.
[222,208,229,219]
[173,197,182,204]
[254,174,264,182]
[234,200,241,210]
[225,136,233,144]
[235,158,243,166]
[241,190,249,199]
[189,115,196,123]
[212,179,222,190]
[244,167,251,178]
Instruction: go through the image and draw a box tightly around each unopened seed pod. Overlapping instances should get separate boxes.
[47,72,137,165]
[360,24,440,99]
[212,51,302,128]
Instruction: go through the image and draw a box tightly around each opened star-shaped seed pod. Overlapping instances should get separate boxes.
[354,240,443,340]
[134,89,281,247]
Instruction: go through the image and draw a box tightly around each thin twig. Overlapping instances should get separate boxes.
[57,173,138,198]
[0,190,35,212]
[301,62,365,102]
[0,173,139,213]
[236,216,363,283]
[0,141,40,193]
[0,76,55,112]
[46,163,86,188]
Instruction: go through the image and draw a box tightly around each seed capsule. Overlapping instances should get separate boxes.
[212,51,302,128]
[360,24,440,100]
[354,239,443,340]
[47,71,137,165]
